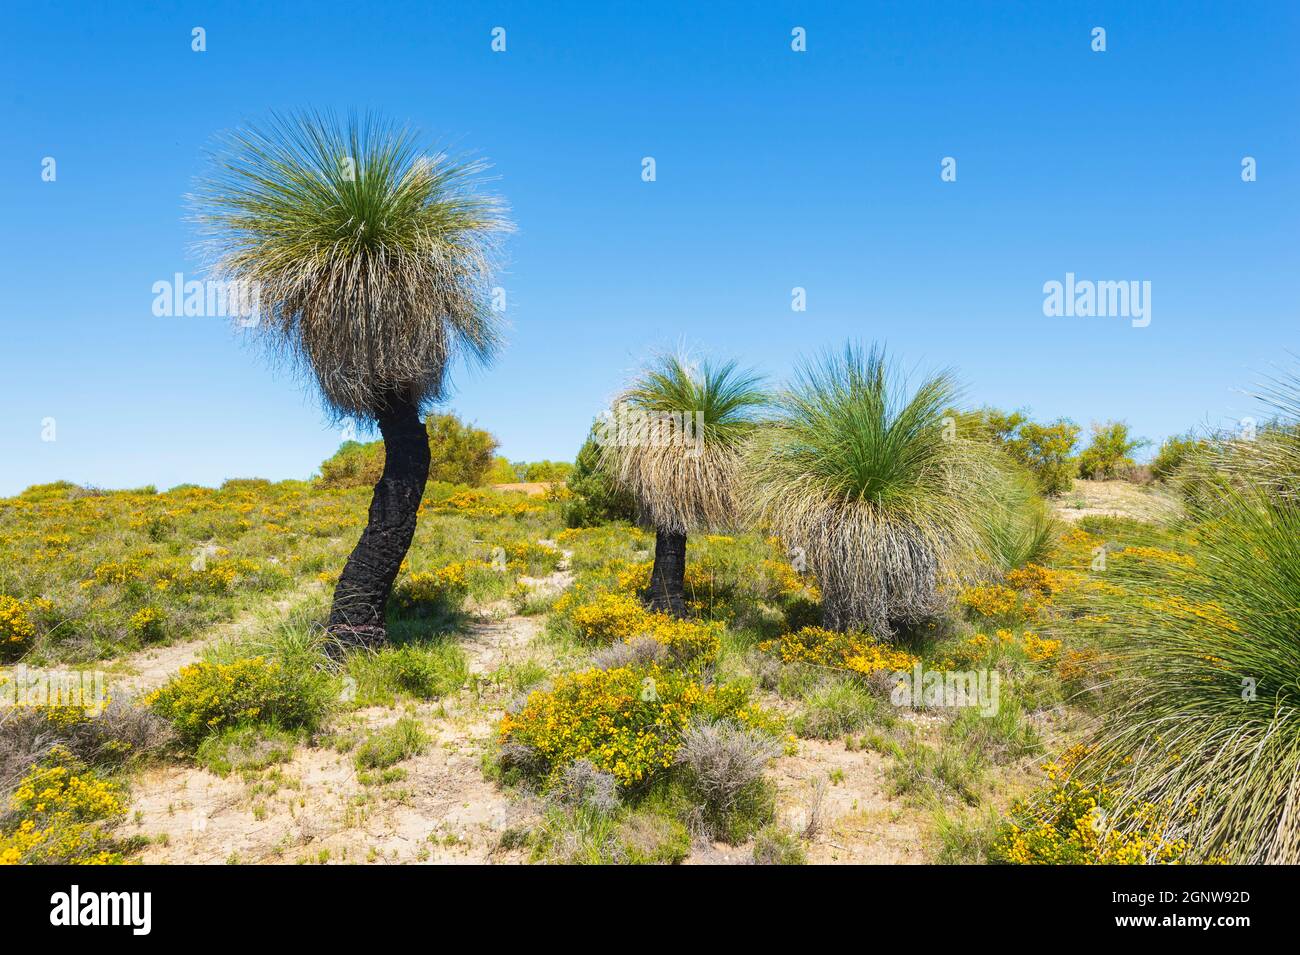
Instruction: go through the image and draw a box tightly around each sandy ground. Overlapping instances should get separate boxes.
[102,586,322,702]
[1052,478,1180,524]
[124,538,935,865]
[489,482,558,497]
[128,550,573,865]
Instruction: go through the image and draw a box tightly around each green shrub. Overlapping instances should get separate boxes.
[1007,419,1080,496]
[562,428,637,527]
[530,803,691,865]
[967,408,1081,495]
[317,413,500,489]
[752,825,807,864]
[354,716,428,772]
[485,456,517,484]
[144,657,332,747]
[348,643,469,704]
[524,460,574,482]
[196,725,298,777]
[793,677,882,739]
[1077,421,1148,480]
[1149,433,1203,482]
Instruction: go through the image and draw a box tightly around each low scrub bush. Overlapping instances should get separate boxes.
[676,720,778,843]
[792,676,883,740]
[0,745,130,865]
[752,825,806,865]
[348,642,468,704]
[759,626,917,679]
[499,664,776,789]
[0,700,171,799]
[530,803,690,865]
[144,657,332,747]
[354,716,428,773]
[195,725,297,777]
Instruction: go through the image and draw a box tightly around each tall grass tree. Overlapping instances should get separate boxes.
[746,344,998,637]
[1066,371,1300,862]
[192,111,511,648]
[601,355,766,616]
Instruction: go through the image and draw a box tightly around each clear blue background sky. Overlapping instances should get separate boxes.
[2,1,1296,495]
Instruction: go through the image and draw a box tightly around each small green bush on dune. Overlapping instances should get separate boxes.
[1077,420,1148,480]
[972,410,1081,496]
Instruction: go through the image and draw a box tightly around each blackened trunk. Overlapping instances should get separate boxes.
[644,527,688,617]
[327,394,430,650]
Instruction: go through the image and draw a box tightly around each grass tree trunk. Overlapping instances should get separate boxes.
[645,527,688,617]
[327,394,430,650]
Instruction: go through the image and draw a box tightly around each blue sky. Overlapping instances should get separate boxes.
[1,0,1296,495]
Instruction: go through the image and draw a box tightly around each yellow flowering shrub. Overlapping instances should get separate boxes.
[127,606,166,640]
[502,539,561,575]
[565,592,723,668]
[89,559,147,586]
[1021,631,1061,662]
[0,746,128,865]
[144,657,330,747]
[499,665,774,788]
[958,583,1036,622]
[1114,545,1197,570]
[992,748,1206,865]
[0,595,51,658]
[759,626,917,677]
[944,628,1061,668]
[426,489,541,518]
[1004,563,1067,598]
[393,560,491,613]
[762,559,821,602]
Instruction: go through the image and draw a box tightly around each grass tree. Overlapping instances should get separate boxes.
[601,355,766,616]
[1070,370,1300,862]
[746,343,996,638]
[192,111,511,648]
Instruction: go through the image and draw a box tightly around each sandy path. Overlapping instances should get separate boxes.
[105,586,320,701]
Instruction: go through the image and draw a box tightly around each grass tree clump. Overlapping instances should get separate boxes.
[746,343,998,638]
[600,354,766,616]
[974,461,1056,575]
[1068,373,1300,863]
[192,110,512,649]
